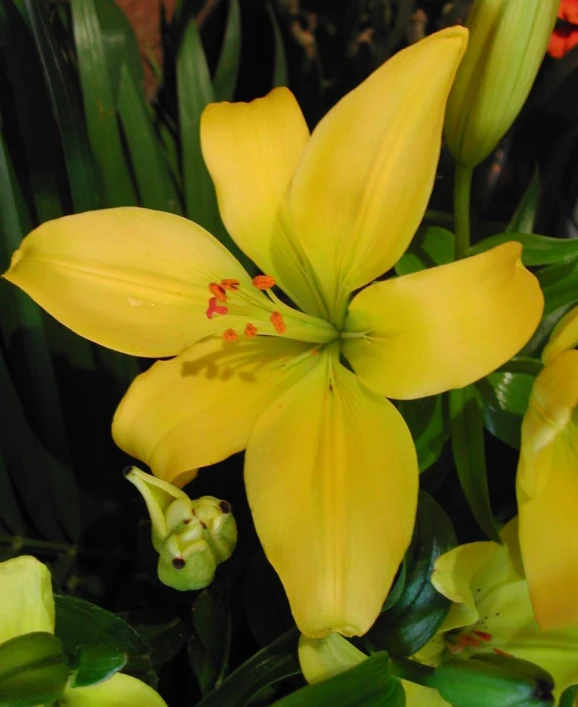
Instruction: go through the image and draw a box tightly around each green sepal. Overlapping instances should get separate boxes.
[0,631,69,707]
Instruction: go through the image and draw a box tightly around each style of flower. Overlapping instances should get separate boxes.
[548,0,578,58]
[404,520,578,706]
[0,555,167,706]
[3,26,544,638]
[517,305,578,631]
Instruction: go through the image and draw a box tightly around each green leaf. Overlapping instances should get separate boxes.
[22,0,101,212]
[70,645,127,688]
[267,4,288,88]
[395,226,455,276]
[365,492,456,656]
[505,167,540,234]
[397,395,447,472]
[539,259,578,316]
[477,372,534,450]
[54,595,156,686]
[448,386,501,543]
[0,1,65,223]
[273,654,404,707]
[127,611,187,673]
[559,685,578,707]
[70,0,137,206]
[0,348,73,541]
[214,0,242,101]
[118,63,182,213]
[469,232,578,266]
[188,580,232,695]
[0,449,27,535]
[0,632,69,707]
[195,628,300,707]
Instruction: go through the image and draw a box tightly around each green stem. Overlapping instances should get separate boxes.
[0,535,132,561]
[453,164,474,259]
[389,655,436,687]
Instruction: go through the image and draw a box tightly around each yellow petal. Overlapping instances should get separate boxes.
[201,89,324,318]
[286,27,468,322]
[0,556,54,641]
[517,355,578,630]
[432,542,507,633]
[403,680,451,707]
[298,633,366,684]
[517,350,578,498]
[245,354,418,637]
[3,207,259,357]
[542,305,578,363]
[61,673,167,707]
[113,336,320,487]
[343,243,543,400]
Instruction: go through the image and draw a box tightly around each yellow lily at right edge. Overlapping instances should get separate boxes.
[517,305,578,631]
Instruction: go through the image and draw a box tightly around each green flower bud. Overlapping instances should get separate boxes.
[431,653,554,707]
[0,631,69,707]
[444,0,559,168]
[125,468,237,591]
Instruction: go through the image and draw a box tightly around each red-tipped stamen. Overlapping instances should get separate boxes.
[206,297,229,319]
[252,274,276,290]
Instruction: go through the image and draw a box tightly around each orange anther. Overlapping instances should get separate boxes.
[221,279,240,291]
[461,634,481,648]
[206,297,228,320]
[270,311,286,334]
[209,282,227,302]
[244,323,258,338]
[223,329,238,341]
[252,275,276,290]
[473,631,492,642]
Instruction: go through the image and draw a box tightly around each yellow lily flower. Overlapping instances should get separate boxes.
[0,555,167,707]
[403,520,578,706]
[517,305,578,631]
[3,27,544,638]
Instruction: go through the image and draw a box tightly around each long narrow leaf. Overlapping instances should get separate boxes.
[448,386,501,543]
[213,0,242,101]
[118,64,182,213]
[267,4,288,87]
[22,0,101,212]
[70,0,137,206]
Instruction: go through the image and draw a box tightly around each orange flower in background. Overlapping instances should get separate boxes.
[548,0,578,58]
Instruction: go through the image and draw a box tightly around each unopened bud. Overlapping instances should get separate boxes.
[0,631,69,706]
[431,653,554,707]
[125,468,237,591]
[444,0,559,168]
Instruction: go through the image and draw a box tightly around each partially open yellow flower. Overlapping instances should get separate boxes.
[517,305,578,631]
[3,27,544,638]
[0,556,166,707]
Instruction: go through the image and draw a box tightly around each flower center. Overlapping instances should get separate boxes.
[204,273,338,345]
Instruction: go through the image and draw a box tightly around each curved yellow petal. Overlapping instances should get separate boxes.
[403,680,451,707]
[62,673,167,707]
[298,633,366,684]
[432,542,506,633]
[113,336,319,487]
[201,89,324,317]
[0,556,54,642]
[245,355,418,637]
[286,27,468,321]
[343,243,543,400]
[517,351,578,630]
[542,305,578,363]
[3,207,259,357]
